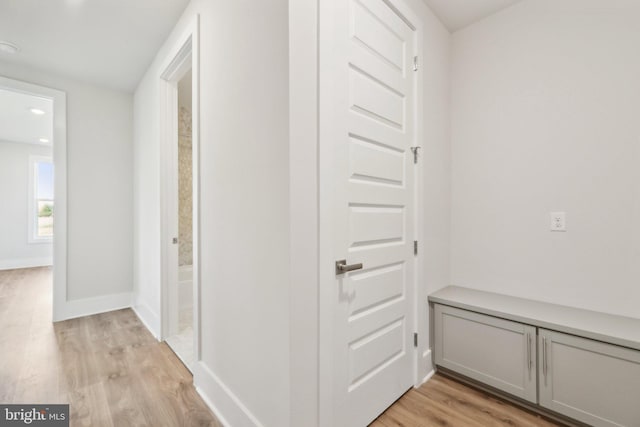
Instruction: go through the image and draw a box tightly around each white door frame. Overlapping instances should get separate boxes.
[0,76,67,322]
[159,15,201,361]
[317,0,425,425]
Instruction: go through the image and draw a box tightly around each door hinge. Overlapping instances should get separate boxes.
[414,332,418,347]
[413,56,419,72]
[410,146,421,164]
[414,240,418,255]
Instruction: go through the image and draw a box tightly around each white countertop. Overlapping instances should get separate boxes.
[428,286,640,351]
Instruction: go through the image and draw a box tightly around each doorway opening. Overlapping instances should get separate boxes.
[158,16,200,374]
[0,76,67,322]
[165,69,194,368]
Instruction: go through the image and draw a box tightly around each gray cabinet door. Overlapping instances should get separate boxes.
[434,304,537,403]
[539,329,640,427]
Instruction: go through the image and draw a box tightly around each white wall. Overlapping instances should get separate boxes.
[414,0,451,367]
[133,1,290,426]
[0,61,133,303]
[451,0,640,319]
[132,64,162,332]
[0,141,53,269]
[288,1,319,425]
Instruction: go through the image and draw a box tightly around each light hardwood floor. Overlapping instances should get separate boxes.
[371,374,565,427]
[1,267,565,427]
[0,267,221,427]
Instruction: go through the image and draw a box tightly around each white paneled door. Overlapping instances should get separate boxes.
[321,0,421,425]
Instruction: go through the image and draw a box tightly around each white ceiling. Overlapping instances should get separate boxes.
[422,0,524,32]
[0,88,53,145]
[0,0,522,91]
[0,0,190,92]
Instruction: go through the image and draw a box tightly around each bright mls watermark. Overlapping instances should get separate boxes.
[0,405,68,426]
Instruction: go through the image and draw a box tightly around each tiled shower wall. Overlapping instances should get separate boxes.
[178,106,193,266]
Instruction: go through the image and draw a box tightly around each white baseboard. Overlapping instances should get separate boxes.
[195,384,232,427]
[0,256,53,271]
[132,302,161,340]
[55,292,132,322]
[194,361,264,427]
[415,348,434,387]
[422,348,433,366]
[419,368,436,387]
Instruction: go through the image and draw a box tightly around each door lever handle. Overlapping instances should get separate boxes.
[335,260,363,275]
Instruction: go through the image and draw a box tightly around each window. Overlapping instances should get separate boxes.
[29,156,54,242]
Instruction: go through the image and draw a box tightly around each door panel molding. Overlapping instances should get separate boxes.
[318,0,425,425]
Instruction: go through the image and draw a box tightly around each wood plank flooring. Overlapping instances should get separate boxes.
[1,267,567,426]
[0,267,222,427]
[371,374,565,427]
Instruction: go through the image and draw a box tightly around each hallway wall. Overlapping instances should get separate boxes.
[133,1,290,426]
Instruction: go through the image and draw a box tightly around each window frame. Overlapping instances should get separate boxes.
[28,154,54,244]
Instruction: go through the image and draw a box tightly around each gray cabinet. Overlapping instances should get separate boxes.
[434,304,537,403]
[433,300,640,427]
[539,329,640,427]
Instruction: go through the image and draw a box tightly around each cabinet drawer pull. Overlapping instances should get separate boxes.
[543,337,548,385]
[526,332,532,379]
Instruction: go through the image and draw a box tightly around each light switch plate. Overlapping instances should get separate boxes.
[550,212,566,232]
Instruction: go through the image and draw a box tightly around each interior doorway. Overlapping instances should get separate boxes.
[0,76,67,322]
[165,69,195,368]
[158,18,200,374]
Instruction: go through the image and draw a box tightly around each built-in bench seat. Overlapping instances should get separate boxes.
[428,286,640,427]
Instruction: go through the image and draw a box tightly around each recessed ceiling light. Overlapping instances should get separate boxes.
[0,41,19,54]
[29,108,45,115]
[39,138,50,143]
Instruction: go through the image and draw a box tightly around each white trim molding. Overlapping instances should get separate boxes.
[158,13,201,360]
[418,349,435,387]
[132,302,161,340]
[194,361,265,427]
[0,257,53,271]
[57,292,133,321]
[419,367,436,388]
